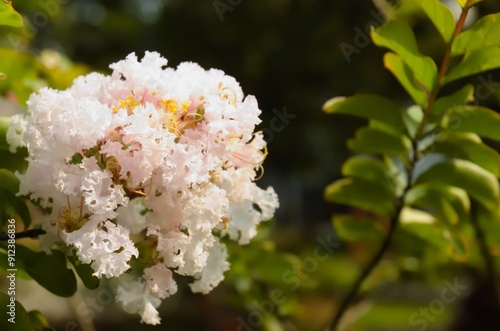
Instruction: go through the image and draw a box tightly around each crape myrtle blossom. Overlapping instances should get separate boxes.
[7,52,279,325]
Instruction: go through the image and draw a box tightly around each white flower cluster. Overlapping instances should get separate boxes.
[7,52,279,324]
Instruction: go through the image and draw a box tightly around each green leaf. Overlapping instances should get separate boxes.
[455,0,483,7]
[405,183,470,225]
[430,84,474,123]
[372,20,438,93]
[324,177,395,217]
[432,132,500,176]
[254,254,302,285]
[0,116,11,151]
[383,53,428,108]
[68,255,100,290]
[398,207,453,251]
[0,189,31,229]
[444,48,500,84]
[28,310,53,330]
[322,94,404,132]
[0,1,23,27]
[414,0,455,42]
[348,127,411,159]
[441,105,500,142]
[452,13,500,55]
[403,105,424,138]
[17,246,77,297]
[0,168,19,194]
[0,293,34,331]
[0,246,32,279]
[414,158,499,209]
[332,214,384,242]
[341,155,390,188]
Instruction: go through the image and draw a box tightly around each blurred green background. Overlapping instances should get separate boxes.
[2,0,500,330]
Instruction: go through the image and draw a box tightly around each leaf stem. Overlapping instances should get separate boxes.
[328,3,477,329]
[416,0,473,139]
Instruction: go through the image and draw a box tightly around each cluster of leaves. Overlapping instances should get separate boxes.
[0,3,97,331]
[324,0,500,328]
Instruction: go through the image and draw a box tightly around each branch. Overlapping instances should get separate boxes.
[0,228,46,241]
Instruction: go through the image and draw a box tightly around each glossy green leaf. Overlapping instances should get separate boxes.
[17,246,77,297]
[399,207,452,251]
[432,133,500,176]
[341,155,390,188]
[68,255,100,290]
[332,214,384,242]
[324,178,395,217]
[414,158,499,209]
[403,105,424,138]
[444,48,500,84]
[452,13,500,55]
[372,20,438,93]
[414,0,455,42]
[348,127,411,159]
[441,105,500,142]
[0,293,34,331]
[322,94,404,132]
[383,53,428,108]
[430,84,474,123]
[405,183,470,225]
[0,1,23,27]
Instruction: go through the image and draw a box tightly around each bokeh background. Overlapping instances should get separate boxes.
[1,0,500,330]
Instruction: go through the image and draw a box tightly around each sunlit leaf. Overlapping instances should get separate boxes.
[444,48,500,84]
[455,0,483,7]
[452,13,500,55]
[322,94,404,133]
[0,168,19,194]
[414,158,499,209]
[429,84,474,123]
[403,105,424,138]
[432,132,500,176]
[398,207,452,251]
[348,127,411,160]
[341,155,390,189]
[28,311,52,330]
[405,183,470,225]
[0,1,23,27]
[372,20,438,93]
[383,53,428,108]
[324,178,395,217]
[414,0,455,42]
[441,105,500,142]
[332,214,384,242]
[0,293,34,331]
